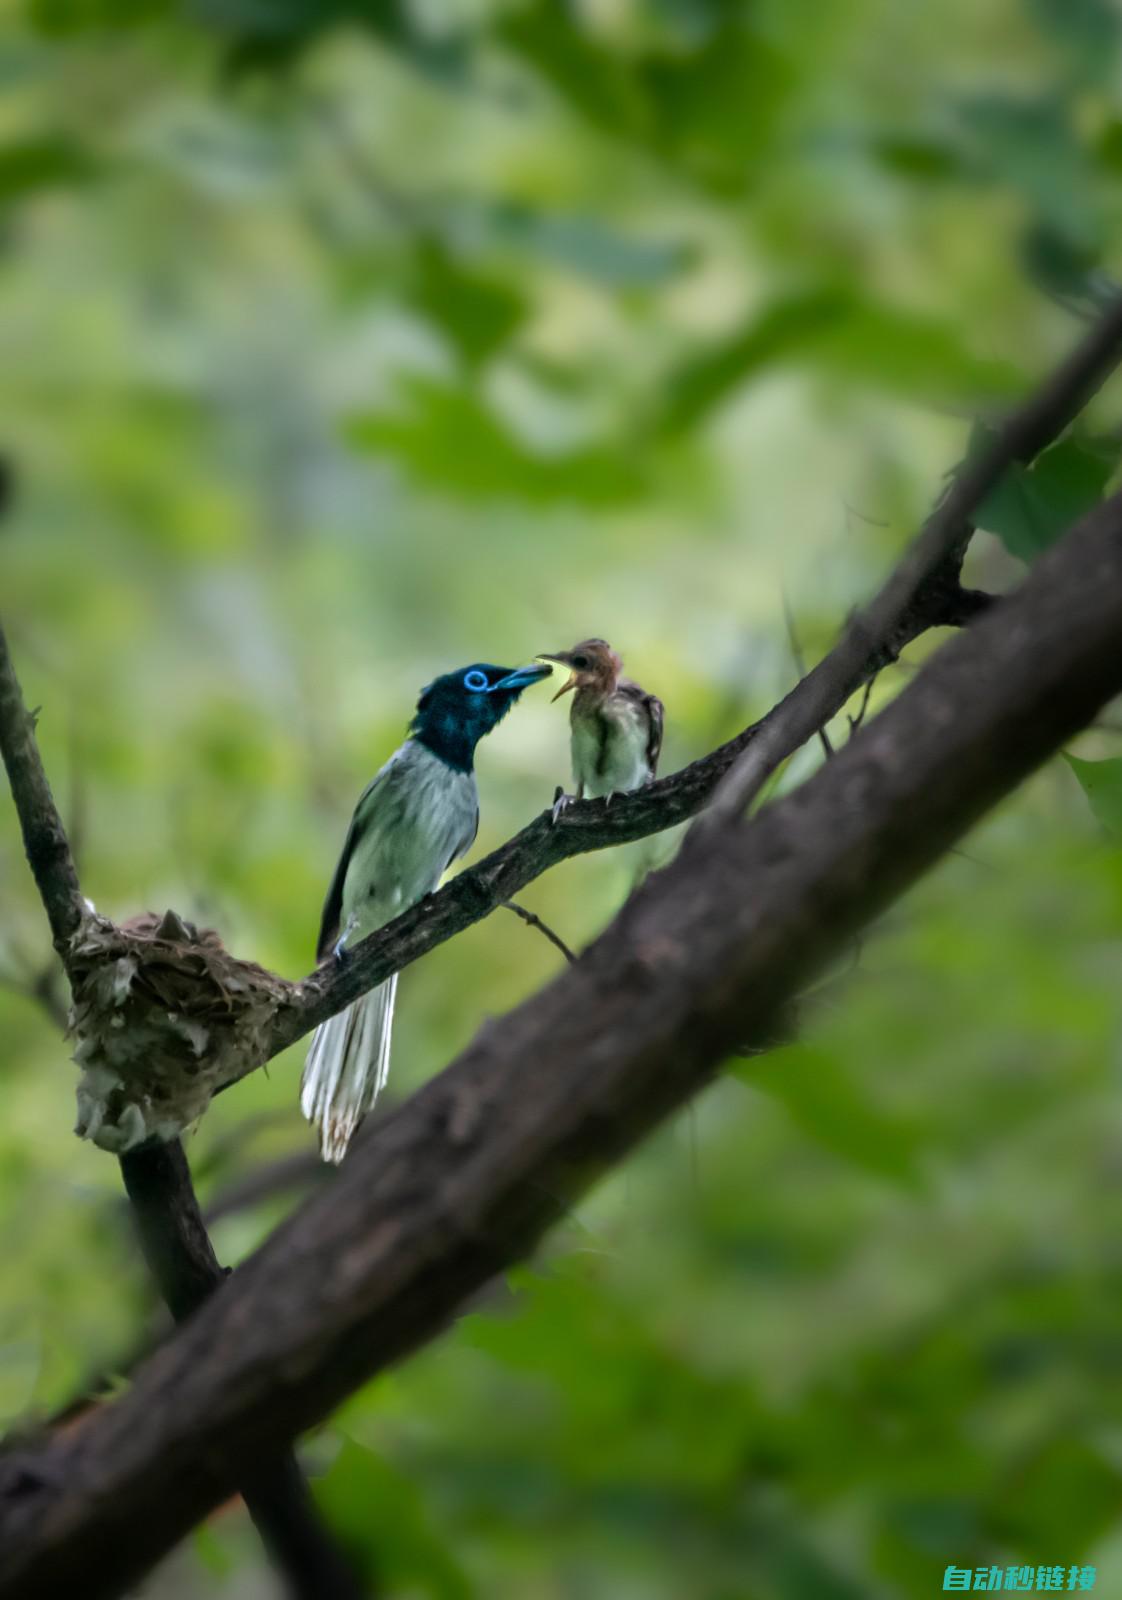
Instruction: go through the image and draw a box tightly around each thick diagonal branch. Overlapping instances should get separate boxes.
[4,485,1122,1600]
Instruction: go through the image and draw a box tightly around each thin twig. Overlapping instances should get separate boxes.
[848,675,876,736]
[782,592,834,760]
[504,900,577,964]
[204,1148,334,1224]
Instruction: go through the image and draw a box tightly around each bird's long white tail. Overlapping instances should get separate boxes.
[300,975,398,1164]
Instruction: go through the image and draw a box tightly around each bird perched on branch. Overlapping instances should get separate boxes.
[301,660,551,1162]
[538,639,664,814]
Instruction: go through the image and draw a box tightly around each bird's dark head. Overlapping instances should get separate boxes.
[409,662,552,771]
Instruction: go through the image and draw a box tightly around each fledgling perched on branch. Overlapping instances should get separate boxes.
[538,639,664,816]
[302,660,551,1163]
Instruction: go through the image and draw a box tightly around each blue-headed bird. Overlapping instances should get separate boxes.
[538,639,664,811]
[301,660,551,1162]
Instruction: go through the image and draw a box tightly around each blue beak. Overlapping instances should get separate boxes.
[493,663,553,692]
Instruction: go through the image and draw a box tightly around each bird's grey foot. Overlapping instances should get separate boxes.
[332,913,358,966]
[551,787,575,824]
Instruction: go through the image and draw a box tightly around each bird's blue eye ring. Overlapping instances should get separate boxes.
[463,669,490,693]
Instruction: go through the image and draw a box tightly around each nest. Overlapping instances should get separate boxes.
[69,908,291,1152]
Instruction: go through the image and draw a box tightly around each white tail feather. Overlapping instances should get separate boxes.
[300,975,398,1163]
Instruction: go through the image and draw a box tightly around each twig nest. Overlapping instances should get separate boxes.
[69,909,290,1152]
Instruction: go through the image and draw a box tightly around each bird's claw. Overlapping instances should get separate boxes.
[332,938,350,968]
[551,789,574,825]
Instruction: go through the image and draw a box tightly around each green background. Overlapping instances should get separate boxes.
[3,1,1122,1595]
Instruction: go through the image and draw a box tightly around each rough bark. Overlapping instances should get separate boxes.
[3,484,1121,1600]
[119,1142,366,1600]
[0,622,84,956]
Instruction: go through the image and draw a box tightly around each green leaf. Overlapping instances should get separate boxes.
[408,242,525,367]
[870,132,969,182]
[192,1523,235,1580]
[499,4,796,192]
[642,19,797,191]
[317,1437,475,1600]
[1065,754,1122,835]
[1026,0,1120,85]
[955,94,1100,241]
[974,435,1114,562]
[657,288,852,434]
[1019,220,1118,317]
[473,202,691,288]
[658,290,1022,435]
[733,1044,926,1188]
[0,137,96,205]
[345,376,648,506]
[987,1435,1122,1559]
[28,0,171,32]
[499,5,649,145]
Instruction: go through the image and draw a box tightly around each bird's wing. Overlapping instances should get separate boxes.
[645,692,665,777]
[315,753,404,962]
[618,679,665,778]
[453,800,480,864]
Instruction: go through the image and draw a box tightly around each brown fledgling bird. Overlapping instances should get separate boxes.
[538,639,664,815]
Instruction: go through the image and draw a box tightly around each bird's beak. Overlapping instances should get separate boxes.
[536,653,577,702]
[493,663,553,692]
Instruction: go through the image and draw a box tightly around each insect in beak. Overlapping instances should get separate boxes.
[536,653,577,702]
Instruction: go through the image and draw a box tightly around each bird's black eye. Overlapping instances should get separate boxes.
[463,669,490,693]
[571,655,588,670]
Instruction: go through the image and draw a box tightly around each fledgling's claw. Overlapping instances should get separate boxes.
[332,937,350,968]
[551,788,574,825]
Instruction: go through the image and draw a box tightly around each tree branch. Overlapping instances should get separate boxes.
[503,900,577,964]
[704,294,1122,823]
[4,483,1122,1600]
[0,622,84,958]
[259,298,1122,1071]
[119,1142,365,1600]
[0,631,361,1600]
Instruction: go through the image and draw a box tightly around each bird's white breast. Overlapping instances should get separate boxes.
[342,741,478,941]
[572,696,652,798]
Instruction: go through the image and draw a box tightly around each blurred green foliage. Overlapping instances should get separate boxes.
[3,1,1122,1596]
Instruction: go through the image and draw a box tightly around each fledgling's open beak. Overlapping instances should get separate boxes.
[536,652,578,702]
[494,663,553,692]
